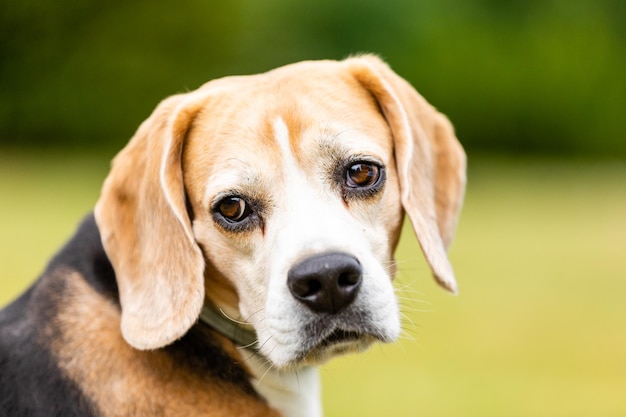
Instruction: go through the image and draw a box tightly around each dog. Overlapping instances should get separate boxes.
[0,55,466,417]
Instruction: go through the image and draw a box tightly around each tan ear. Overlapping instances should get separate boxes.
[347,55,467,293]
[94,92,207,349]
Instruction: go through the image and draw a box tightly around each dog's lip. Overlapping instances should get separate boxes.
[306,317,392,350]
[296,327,378,364]
[319,328,363,347]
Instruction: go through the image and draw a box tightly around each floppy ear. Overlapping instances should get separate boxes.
[95,92,207,349]
[348,55,466,293]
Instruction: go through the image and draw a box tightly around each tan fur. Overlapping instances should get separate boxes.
[46,270,278,417]
[95,93,209,350]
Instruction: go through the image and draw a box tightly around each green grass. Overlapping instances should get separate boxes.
[1,151,625,416]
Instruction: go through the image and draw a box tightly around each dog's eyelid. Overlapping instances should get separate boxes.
[344,152,384,165]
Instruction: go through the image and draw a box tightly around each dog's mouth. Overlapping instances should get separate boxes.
[319,329,362,347]
[294,325,383,366]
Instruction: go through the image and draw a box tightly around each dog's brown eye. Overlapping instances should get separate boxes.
[217,197,250,222]
[346,162,381,188]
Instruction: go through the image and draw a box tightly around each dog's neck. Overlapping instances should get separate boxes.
[198,302,258,349]
[244,348,322,417]
[198,302,322,417]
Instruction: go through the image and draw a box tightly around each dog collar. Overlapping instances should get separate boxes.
[198,302,260,351]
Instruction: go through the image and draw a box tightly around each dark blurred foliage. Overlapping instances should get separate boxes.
[1,0,625,155]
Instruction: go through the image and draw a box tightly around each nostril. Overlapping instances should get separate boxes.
[338,271,360,288]
[293,278,322,298]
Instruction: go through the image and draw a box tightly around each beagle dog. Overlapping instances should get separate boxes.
[0,55,465,417]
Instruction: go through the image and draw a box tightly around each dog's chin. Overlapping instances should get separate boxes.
[299,334,375,366]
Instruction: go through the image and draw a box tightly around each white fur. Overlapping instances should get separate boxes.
[244,349,322,417]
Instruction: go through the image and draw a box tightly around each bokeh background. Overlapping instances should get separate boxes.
[1,1,625,416]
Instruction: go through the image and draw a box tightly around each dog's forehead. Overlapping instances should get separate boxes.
[183,66,392,202]
[196,61,391,145]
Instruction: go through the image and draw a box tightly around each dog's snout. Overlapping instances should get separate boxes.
[287,252,362,314]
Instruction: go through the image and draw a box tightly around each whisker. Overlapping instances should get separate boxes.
[393,336,411,354]
[218,307,254,326]
[399,312,416,329]
[395,296,431,304]
[397,302,433,313]
[397,331,417,343]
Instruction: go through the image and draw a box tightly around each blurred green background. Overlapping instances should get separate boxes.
[1,0,625,416]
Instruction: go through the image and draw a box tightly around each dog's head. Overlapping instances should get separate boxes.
[95,55,466,368]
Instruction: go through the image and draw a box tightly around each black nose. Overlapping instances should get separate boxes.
[287,252,362,314]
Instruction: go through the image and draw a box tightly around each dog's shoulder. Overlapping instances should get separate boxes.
[0,215,125,417]
[0,214,117,416]
[0,267,99,416]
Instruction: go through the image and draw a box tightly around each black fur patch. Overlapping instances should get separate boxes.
[45,214,119,305]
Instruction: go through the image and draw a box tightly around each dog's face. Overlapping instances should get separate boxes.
[95,55,466,369]
[183,75,404,366]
